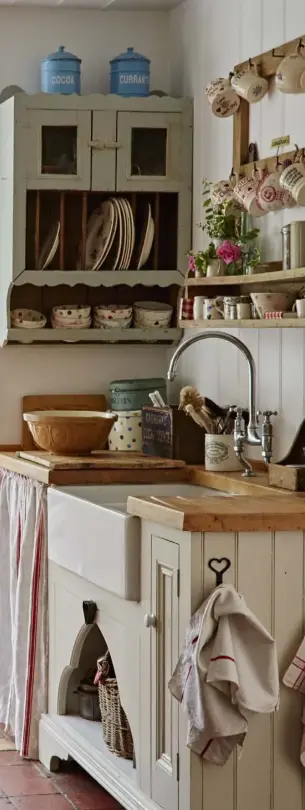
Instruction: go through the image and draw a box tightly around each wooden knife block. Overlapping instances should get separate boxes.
[141,406,206,464]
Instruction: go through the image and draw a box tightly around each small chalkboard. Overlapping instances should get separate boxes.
[142,406,206,464]
[142,407,174,458]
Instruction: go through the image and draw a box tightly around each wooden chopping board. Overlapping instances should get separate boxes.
[22,394,107,449]
[17,450,186,471]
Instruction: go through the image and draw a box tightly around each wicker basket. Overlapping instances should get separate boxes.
[96,653,134,760]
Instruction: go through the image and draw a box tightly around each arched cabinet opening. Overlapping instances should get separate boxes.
[57,621,136,775]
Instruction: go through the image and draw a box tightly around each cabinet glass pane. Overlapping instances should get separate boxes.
[131,128,167,176]
[41,126,77,175]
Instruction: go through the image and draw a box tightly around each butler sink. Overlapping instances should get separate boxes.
[48,483,230,602]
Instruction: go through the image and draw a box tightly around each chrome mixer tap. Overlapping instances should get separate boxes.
[167,331,277,477]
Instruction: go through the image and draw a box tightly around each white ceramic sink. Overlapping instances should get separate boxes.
[47,483,231,602]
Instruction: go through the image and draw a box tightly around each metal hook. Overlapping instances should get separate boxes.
[272,48,285,58]
[208,558,231,587]
[299,38,304,49]
[275,146,282,167]
[294,144,300,162]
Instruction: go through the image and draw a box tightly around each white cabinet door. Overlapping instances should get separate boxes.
[116,112,183,192]
[22,109,91,190]
[91,111,117,191]
[151,534,179,810]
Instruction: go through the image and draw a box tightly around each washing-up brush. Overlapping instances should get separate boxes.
[179,386,205,411]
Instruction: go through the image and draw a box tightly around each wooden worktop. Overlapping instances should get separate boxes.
[127,493,305,532]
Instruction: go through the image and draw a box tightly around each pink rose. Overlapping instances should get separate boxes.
[188,255,196,273]
[216,240,241,265]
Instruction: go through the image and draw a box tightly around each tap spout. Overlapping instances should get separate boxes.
[167,331,261,446]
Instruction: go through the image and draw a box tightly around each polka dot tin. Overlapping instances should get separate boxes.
[108,410,142,452]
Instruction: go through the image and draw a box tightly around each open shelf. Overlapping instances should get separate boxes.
[14,270,184,288]
[180,319,303,329]
[188,267,305,287]
[7,327,182,345]
[25,190,178,274]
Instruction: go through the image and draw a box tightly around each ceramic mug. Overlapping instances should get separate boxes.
[217,296,239,320]
[233,174,267,217]
[231,63,268,103]
[236,301,252,319]
[206,258,225,277]
[205,77,240,118]
[193,296,205,320]
[279,160,305,205]
[203,298,224,320]
[211,179,243,215]
[255,166,288,212]
[276,46,305,93]
[180,298,194,320]
[293,299,305,317]
[205,434,243,472]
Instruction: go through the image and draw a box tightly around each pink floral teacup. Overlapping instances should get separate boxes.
[233,174,267,217]
[255,167,286,212]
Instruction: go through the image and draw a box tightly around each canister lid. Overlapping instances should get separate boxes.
[42,45,81,64]
[110,47,150,65]
[110,378,165,391]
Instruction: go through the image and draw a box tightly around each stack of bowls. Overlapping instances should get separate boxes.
[133,301,173,328]
[11,309,46,329]
[51,305,91,329]
[93,305,132,330]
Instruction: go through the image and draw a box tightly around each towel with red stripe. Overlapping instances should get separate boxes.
[283,637,305,766]
[168,583,279,765]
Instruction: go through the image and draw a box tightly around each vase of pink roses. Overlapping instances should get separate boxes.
[187,181,260,277]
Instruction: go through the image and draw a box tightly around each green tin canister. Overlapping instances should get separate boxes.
[109,378,166,411]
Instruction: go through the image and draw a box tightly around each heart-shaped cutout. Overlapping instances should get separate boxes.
[208,557,231,585]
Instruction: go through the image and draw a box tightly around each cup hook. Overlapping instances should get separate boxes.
[208,558,231,587]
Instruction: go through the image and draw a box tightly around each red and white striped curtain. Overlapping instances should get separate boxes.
[0,470,48,759]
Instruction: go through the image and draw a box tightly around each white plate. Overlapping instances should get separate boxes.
[122,198,135,270]
[110,198,124,271]
[38,222,60,270]
[91,201,116,272]
[116,198,128,270]
[119,198,130,270]
[141,217,155,268]
[137,203,152,270]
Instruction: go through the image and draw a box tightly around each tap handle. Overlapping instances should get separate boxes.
[262,410,278,423]
[234,407,245,432]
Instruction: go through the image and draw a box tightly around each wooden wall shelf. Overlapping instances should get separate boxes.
[188,268,305,287]
[180,319,303,329]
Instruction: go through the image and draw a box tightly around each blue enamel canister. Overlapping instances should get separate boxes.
[110,47,150,97]
[41,45,81,94]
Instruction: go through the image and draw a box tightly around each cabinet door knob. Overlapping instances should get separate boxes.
[144,613,156,628]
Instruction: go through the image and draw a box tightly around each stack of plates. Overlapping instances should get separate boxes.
[84,198,136,272]
[11,309,47,329]
[51,305,91,330]
[93,304,132,330]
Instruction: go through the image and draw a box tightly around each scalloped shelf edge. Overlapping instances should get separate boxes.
[13,270,184,288]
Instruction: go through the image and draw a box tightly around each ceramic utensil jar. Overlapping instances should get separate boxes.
[231,62,268,103]
[203,298,224,320]
[276,45,305,93]
[205,434,243,472]
[108,410,142,451]
[205,77,240,117]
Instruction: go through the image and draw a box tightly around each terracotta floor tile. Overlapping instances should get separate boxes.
[0,754,31,767]
[66,792,121,810]
[10,796,72,810]
[0,766,57,797]
[52,773,94,792]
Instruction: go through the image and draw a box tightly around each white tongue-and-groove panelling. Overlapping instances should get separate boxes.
[169,0,305,461]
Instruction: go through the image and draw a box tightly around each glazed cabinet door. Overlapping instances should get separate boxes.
[116,111,183,192]
[151,534,179,810]
[91,111,118,191]
[22,109,91,190]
